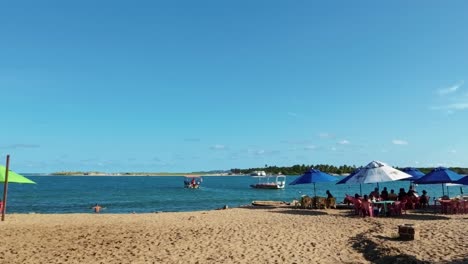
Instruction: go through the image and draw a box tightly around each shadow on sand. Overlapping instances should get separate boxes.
[350,233,429,264]
[341,210,451,221]
[239,206,329,216]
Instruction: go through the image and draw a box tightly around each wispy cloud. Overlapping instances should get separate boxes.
[392,139,408,145]
[449,149,457,154]
[0,144,40,149]
[437,81,464,95]
[431,103,468,111]
[210,144,226,150]
[287,112,298,117]
[338,140,350,145]
[318,133,335,139]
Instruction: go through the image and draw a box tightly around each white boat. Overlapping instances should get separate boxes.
[250,175,286,189]
[250,171,267,176]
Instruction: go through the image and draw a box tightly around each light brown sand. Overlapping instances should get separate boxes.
[0,208,467,264]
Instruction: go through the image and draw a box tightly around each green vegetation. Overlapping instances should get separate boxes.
[231,165,468,175]
[231,164,358,175]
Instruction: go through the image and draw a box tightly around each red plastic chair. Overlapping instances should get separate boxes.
[449,200,461,214]
[352,198,362,216]
[361,200,373,217]
[400,201,407,215]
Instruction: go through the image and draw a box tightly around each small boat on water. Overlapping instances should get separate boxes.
[184,176,202,189]
[250,170,267,176]
[250,175,286,189]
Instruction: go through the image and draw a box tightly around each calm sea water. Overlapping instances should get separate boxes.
[5,175,468,214]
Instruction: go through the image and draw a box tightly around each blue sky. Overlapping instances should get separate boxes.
[1,1,468,172]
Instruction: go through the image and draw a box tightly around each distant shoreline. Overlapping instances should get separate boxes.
[43,173,246,177]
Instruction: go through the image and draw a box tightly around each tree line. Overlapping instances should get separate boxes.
[230,164,468,175]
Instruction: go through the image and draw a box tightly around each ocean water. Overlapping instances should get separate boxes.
[4,175,468,214]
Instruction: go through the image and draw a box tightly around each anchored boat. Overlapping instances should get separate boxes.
[184,176,202,189]
[250,175,286,189]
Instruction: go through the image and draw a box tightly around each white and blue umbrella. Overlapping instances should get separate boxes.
[343,161,412,185]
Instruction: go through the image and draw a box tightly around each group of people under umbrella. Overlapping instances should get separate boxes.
[290,160,468,213]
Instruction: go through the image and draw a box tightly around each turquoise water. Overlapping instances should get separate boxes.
[5,175,468,214]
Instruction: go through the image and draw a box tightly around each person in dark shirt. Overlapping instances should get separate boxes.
[398,188,407,201]
[380,187,389,200]
[420,190,429,208]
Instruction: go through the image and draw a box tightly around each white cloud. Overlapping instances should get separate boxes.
[287,112,298,117]
[437,81,463,95]
[338,140,350,145]
[431,103,468,111]
[0,143,40,149]
[210,144,226,150]
[255,150,265,155]
[392,139,408,145]
[447,103,468,110]
[331,147,337,151]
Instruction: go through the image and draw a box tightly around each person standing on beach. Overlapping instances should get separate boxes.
[92,204,102,213]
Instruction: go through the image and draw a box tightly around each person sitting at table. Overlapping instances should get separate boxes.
[407,186,419,197]
[388,189,398,200]
[370,187,380,200]
[398,188,407,201]
[380,187,389,200]
[420,190,429,208]
[325,190,336,208]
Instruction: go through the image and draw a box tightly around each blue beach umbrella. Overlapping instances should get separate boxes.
[289,169,337,197]
[414,167,463,196]
[400,167,425,181]
[336,168,363,195]
[456,175,468,185]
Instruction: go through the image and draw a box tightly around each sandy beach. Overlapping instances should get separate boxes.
[1,207,467,264]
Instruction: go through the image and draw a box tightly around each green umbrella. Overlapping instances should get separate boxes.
[0,165,36,184]
[1,155,36,221]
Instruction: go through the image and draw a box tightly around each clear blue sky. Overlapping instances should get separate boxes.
[1,1,468,173]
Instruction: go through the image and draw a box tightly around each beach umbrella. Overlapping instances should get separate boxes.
[336,168,363,195]
[289,169,337,197]
[414,167,463,196]
[343,161,412,185]
[455,175,468,185]
[1,155,36,221]
[400,167,425,181]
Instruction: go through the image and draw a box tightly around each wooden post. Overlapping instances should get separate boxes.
[1,155,10,221]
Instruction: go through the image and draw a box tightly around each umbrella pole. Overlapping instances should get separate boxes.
[2,155,10,221]
[313,183,316,198]
[359,184,362,196]
[441,183,445,197]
